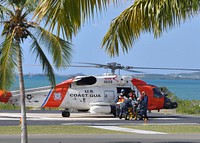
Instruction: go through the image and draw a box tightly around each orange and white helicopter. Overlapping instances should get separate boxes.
[0,62,185,117]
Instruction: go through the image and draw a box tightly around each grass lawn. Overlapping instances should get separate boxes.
[1,125,200,134]
[0,125,123,134]
[124,125,200,133]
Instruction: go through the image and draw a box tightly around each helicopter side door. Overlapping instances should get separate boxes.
[104,90,115,102]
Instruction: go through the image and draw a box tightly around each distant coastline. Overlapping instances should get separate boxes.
[135,72,200,80]
[21,72,200,80]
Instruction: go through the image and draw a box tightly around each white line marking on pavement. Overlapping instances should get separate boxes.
[90,126,168,134]
[151,118,179,120]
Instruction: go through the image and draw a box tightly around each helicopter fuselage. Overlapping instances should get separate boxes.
[0,74,177,117]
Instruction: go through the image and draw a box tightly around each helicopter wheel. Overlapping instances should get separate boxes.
[62,110,70,117]
[173,102,178,108]
[110,105,117,117]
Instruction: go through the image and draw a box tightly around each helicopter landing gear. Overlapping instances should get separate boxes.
[61,109,70,117]
[110,105,117,117]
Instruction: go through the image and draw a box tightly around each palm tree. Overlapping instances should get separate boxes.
[102,0,200,56]
[34,0,118,40]
[0,0,72,143]
[35,0,200,57]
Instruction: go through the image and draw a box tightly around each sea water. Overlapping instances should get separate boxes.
[144,79,200,100]
[11,75,200,100]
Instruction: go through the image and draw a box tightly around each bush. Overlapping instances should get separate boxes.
[159,86,200,115]
[0,103,19,110]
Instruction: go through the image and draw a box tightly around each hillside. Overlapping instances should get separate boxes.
[134,72,200,80]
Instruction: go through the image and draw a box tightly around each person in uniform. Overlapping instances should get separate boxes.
[141,91,148,119]
[115,89,126,117]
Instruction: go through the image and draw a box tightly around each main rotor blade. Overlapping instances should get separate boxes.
[122,69,144,73]
[24,63,200,73]
[74,62,108,68]
[133,67,200,72]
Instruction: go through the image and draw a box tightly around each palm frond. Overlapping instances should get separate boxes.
[29,33,56,87]
[33,26,73,68]
[8,0,26,7]
[22,0,38,12]
[102,0,200,57]
[0,4,4,19]
[0,34,18,90]
[34,0,118,39]
[0,1,14,20]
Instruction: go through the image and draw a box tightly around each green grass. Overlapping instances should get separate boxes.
[159,86,200,115]
[176,100,200,115]
[0,103,19,110]
[124,125,200,133]
[1,125,200,134]
[0,125,123,134]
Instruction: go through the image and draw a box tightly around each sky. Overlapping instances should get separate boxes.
[22,1,200,75]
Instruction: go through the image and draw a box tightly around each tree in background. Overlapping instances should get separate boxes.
[102,0,200,56]
[35,0,200,57]
[0,0,72,142]
[0,0,115,142]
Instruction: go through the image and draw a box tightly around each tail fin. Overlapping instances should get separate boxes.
[0,90,12,103]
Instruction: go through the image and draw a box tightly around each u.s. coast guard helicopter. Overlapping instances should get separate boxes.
[0,62,179,117]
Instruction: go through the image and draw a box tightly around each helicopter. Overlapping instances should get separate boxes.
[1,61,197,117]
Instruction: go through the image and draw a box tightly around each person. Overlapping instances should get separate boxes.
[129,90,138,119]
[121,89,127,97]
[115,89,126,117]
[129,90,137,100]
[141,91,148,119]
[119,96,132,119]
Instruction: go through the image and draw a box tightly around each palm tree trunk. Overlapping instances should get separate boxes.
[17,45,28,143]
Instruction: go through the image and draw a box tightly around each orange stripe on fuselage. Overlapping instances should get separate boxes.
[42,79,73,108]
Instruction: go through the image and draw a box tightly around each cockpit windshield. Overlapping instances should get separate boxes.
[153,88,163,98]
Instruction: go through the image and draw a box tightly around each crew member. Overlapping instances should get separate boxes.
[115,89,126,117]
[129,90,137,119]
[129,90,137,100]
[141,91,148,119]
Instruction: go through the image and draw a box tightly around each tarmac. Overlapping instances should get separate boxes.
[0,110,200,143]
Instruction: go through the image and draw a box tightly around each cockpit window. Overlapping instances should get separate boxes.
[153,88,163,98]
[76,76,97,85]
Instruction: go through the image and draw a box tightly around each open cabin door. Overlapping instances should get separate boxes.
[116,87,132,96]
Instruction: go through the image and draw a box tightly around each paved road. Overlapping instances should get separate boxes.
[0,110,200,143]
[1,134,200,143]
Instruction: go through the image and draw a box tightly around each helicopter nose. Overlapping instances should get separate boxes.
[0,90,12,103]
[164,96,178,109]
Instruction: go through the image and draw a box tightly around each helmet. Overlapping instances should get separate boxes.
[121,89,125,93]
[129,93,133,98]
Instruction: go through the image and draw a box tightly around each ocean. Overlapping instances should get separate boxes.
[144,79,200,100]
[11,75,200,100]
